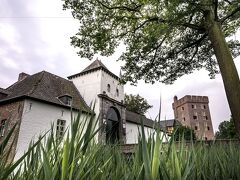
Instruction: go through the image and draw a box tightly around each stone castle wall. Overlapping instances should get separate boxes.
[172,95,214,140]
[0,100,24,162]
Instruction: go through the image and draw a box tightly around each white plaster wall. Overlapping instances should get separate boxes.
[70,69,124,121]
[71,71,102,107]
[15,99,88,160]
[126,122,168,144]
[101,70,124,102]
[70,70,102,122]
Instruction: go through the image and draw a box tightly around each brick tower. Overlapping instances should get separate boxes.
[172,95,214,140]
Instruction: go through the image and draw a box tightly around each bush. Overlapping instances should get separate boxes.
[1,112,240,179]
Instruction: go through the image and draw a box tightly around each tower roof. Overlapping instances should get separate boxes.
[81,59,108,73]
[68,59,119,80]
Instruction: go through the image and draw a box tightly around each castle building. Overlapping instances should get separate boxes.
[0,59,160,161]
[172,95,214,140]
[0,59,216,161]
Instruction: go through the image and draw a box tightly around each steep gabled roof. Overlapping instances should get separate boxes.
[82,59,108,73]
[68,59,119,80]
[0,71,91,112]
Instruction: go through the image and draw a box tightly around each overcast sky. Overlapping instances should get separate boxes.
[0,0,239,132]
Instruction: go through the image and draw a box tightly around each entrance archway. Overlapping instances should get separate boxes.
[106,107,120,144]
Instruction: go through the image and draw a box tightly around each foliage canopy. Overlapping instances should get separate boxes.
[63,0,240,137]
[124,94,152,114]
[63,0,240,84]
[215,117,238,139]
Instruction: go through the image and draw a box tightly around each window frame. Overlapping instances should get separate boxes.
[116,88,119,97]
[0,119,7,137]
[107,84,111,92]
[56,119,66,139]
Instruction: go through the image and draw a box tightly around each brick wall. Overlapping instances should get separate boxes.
[0,100,24,162]
[172,95,214,140]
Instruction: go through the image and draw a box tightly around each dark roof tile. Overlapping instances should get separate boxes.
[1,71,91,112]
[126,110,159,129]
[0,88,9,95]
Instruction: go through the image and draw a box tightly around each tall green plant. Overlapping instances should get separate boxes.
[1,111,240,179]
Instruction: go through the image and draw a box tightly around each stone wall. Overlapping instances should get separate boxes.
[0,100,24,162]
[172,95,214,140]
[98,94,126,144]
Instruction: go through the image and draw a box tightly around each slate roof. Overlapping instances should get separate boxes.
[126,110,159,129]
[0,71,91,112]
[159,119,181,131]
[0,88,9,95]
[68,59,119,80]
[126,111,181,130]
[160,119,175,127]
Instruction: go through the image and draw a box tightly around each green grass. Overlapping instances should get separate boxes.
[0,112,240,179]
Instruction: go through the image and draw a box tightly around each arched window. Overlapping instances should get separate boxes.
[107,84,111,92]
[116,88,119,97]
[106,107,120,144]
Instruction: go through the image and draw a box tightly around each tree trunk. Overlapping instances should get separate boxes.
[204,10,240,138]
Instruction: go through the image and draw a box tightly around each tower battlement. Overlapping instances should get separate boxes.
[172,95,214,140]
[173,95,209,108]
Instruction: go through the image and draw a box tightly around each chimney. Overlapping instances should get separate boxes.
[174,95,178,102]
[18,72,29,81]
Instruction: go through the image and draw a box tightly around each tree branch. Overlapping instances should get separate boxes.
[223,0,233,5]
[96,1,204,32]
[133,17,158,33]
[214,0,219,21]
[190,45,199,62]
[221,6,240,23]
[95,0,141,12]
[172,33,207,57]
[181,23,205,32]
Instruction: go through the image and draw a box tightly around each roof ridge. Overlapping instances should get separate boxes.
[27,71,45,96]
[81,59,109,73]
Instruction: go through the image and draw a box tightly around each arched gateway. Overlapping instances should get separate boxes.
[106,107,120,143]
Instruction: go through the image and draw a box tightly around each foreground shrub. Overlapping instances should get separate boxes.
[0,112,240,179]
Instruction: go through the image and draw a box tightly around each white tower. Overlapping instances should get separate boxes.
[68,59,126,143]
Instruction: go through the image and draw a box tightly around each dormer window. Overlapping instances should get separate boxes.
[58,95,73,106]
[107,84,111,92]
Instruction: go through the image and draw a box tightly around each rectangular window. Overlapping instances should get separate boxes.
[207,126,210,131]
[181,107,184,110]
[195,126,198,130]
[203,116,208,120]
[0,119,7,137]
[192,104,196,109]
[193,115,197,120]
[56,119,66,139]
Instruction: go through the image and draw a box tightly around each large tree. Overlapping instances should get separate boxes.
[215,117,238,139]
[63,0,240,136]
[124,94,152,114]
